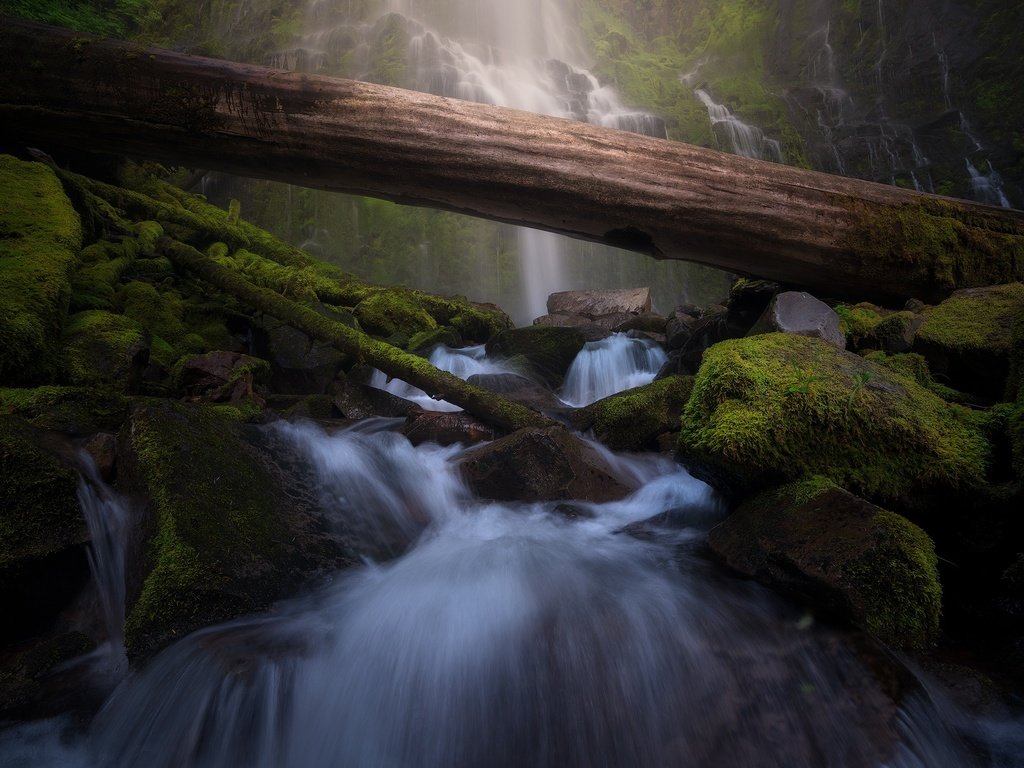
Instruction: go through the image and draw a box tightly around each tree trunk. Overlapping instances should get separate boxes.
[158,239,556,433]
[2,18,1023,303]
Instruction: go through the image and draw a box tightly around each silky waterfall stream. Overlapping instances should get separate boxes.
[2,341,1023,767]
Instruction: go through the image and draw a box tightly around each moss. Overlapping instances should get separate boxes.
[61,310,148,391]
[0,415,83,568]
[69,247,131,312]
[573,375,694,451]
[408,326,461,353]
[917,284,1024,356]
[0,385,128,433]
[0,155,82,384]
[353,291,438,342]
[679,333,989,505]
[123,401,289,658]
[861,351,969,403]
[486,326,587,388]
[835,303,883,346]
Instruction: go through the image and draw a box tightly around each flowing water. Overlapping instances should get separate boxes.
[560,333,667,407]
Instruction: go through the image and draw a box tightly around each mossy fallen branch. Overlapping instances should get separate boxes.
[159,239,554,432]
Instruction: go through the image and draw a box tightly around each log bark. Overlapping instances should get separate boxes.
[2,18,1024,303]
[158,238,556,433]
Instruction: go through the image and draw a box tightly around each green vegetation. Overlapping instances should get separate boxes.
[917,284,1024,357]
[679,333,989,505]
[62,310,147,390]
[0,156,82,385]
[572,374,693,450]
[0,0,158,37]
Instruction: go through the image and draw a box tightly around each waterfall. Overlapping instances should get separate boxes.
[965,158,1011,208]
[559,333,667,407]
[694,89,782,162]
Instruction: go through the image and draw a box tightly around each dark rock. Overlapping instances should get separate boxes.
[665,310,699,350]
[873,311,923,354]
[331,374,422,420]
[708,479,942,648]
[83,432,117,482]
[546,287,651,318]
[177,350,270,403]
[61,311,149,393]
[467,372,566,412]
[613,311,667,334]
[485,326,586,388]
[402,411,496,447]
[749,291,846,349]
[258,315,348,395]
[458,426,633,503]
[726,278,782,333]
[571,376,693,451]
[674,304,734,373]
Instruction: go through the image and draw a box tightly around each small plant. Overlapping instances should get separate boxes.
[785,365,817,396]
[847,370,872,410]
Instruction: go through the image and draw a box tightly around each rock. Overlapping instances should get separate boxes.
[0,156,82,386]
[331,373,422,419]
[612,311,667,334]
[117,400,355,661]
[726,278,782,334]
[257,314,348,395]
[485,326,586,388]
[873,311,923,354]
[353,291,437,343]
[402,411,495,446]
[61,310,149,392]
[177,350,270,402]
[750,291,846,349]
[674,304,734,374]
[546,287,651,318]
[914,283,1024,401]
[708,478,942,649]
[458,426,633,503]
[533,312,592,328]
[679,333,988,507]
[571,375,694,451]
[466,372,566,412]
[0,417,89,648]
[665,308,700,350]
[83,432,117,482]
[835,302,886,351]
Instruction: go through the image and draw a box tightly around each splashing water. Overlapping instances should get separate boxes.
[560,333,667,407]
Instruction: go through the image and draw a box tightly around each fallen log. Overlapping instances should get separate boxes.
[158,238,556,433]
[2,18,1023,303]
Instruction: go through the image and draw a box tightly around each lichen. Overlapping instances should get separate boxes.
[679,333,989,505]
[0,155,83,384]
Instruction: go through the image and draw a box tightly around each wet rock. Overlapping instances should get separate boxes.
[571,375,694,451]
[458,426,633,503]
[257,315,348,395]
[673,304,734,374]
[402,411,495,447]
[330,374,422,420]
[612,311,667,334]
[708,478,942,649]
[485,326,586,388]
[466,372,566,412]
[665,308,700,350]
[547,287,651,318]
[750,291,846,349]
[177,350,270,403]
[83,432,117,482]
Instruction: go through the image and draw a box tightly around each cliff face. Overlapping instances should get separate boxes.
[584,0,1023,208]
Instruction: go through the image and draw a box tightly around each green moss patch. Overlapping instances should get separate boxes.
[0,386,128,434]
[61,310,148,391]
[0,156,82,384]
[353,291,437,344]
[572,375,694,451]
[680,333,989,505]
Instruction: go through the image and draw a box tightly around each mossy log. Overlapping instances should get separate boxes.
[3,20,1024,303]
[159,239,554,432]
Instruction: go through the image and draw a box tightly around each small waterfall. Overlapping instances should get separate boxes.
[966,158,1011,208]
[694,88,782,162]
[368,344,520,410]
[560,333,667,407]
[76,453,130,669]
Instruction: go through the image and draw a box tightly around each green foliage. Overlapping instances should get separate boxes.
[679,333,989,505]
[0,0,159,37]
[0,156,82,385]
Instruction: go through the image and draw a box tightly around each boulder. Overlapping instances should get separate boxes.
[118,401,354,660]
[571,375,694,451]
[546,287,651,318]
[708,478,942,649]
[257,314,348,395]
[613,311,667,334]
[402,411,495,447]
[466,372,566,412]
[330,373,423,419]
[914,283,1024,401]
[725,278,782,334]
[679,333,988,507]
[176,350,270,403]
[873,311,923,354]
[750,291,846,349]
[458,426,633,503]
[61,310,149,392]
[485,326,586,388]
[665,307,701,350]
[673,304,735,374]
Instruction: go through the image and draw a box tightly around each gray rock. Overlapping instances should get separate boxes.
[750,291,845,349]
[546,287,651,318]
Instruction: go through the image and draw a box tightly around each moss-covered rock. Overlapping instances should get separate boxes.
[572,375,694,451]
[0,386,128,434]
[485,326,587,388]
[353,290,438,343]
[835,303,884,350]
[61,310,148,392]
[915,283,1024,401]
[679,333,989,506]
[119,400,353,660]
[0,155,82,384]
[708,478,942,648]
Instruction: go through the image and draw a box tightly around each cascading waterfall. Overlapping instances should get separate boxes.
[694,88,783,162]
[560,333,667,407]
[966,158,1012,208]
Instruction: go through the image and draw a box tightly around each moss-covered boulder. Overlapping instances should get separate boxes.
[0,416,89,645]
[458,426,633,503]
[485,326,587,388]
[0,386,128,435]
[571,375,694,451]
[119,401,354,660]
[679,333,988,506]
[353,290,437,343]
[0,155,82,384]
[914,283,1024,401]
[708,478,942,649]
[61,310,149,392]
